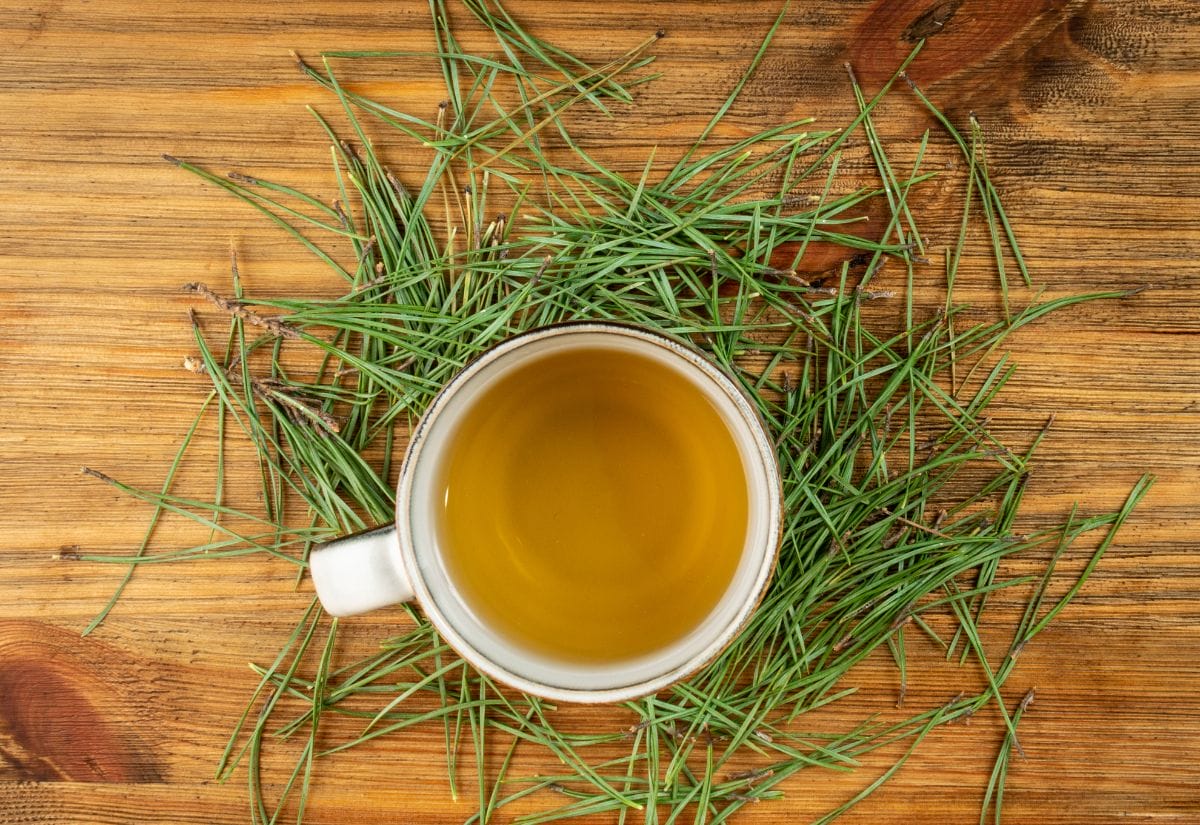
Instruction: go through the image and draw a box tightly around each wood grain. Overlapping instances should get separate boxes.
[1,0,1198,822]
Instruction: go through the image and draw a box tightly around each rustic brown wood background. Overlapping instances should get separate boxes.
[2,0,1197,822]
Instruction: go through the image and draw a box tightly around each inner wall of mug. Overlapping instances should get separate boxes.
[403,326,778,699]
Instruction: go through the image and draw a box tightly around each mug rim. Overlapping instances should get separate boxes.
[394,321,783,703]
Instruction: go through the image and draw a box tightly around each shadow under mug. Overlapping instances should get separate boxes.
[310,322,782,703]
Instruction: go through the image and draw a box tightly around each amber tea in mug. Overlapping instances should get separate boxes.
[436,345,749,665]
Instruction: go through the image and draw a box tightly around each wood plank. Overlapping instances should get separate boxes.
[1,0,1198,822]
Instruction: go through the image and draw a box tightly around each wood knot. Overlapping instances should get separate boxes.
[0,621,163,783]
[848,0,1077,95]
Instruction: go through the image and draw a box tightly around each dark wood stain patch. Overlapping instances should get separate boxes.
[901,0,966,42]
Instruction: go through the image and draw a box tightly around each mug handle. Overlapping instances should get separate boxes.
[309,524,414,617]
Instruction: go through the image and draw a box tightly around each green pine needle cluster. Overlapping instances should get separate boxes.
[80,2,1150,823]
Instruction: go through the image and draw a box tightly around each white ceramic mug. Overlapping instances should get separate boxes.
[310,322,782,703]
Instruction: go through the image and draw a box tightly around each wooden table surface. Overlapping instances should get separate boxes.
[2,1,1198,822]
